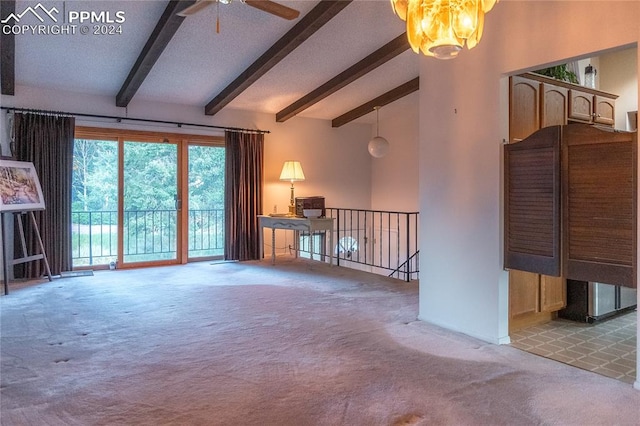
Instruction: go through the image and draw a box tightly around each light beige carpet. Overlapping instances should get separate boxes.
[2,258,640,425]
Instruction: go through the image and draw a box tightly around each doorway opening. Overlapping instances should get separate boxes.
[505,46,638,384]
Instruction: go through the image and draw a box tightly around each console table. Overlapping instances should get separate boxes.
[258,215,335,266]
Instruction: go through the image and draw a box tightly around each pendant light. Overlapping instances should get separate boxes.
[368,106,389,158]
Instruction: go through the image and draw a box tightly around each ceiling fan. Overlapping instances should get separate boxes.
[177,0,300,21]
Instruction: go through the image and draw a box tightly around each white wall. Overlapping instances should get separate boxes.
[262,111,372,257]
[370,92,419,213]
[598,48,638,131]
[418,0,639,356]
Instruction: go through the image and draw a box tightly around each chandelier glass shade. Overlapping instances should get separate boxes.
[390,0,498,59]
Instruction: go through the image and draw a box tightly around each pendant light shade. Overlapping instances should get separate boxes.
[368,106,389,158]
[368,136,390,158]
[390,0,498,59]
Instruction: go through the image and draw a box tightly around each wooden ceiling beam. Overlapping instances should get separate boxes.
[276,33,410,123]
[1,0,16,95]
[116,0,196,108]
[204,0,352,116]
[331,77,419,128]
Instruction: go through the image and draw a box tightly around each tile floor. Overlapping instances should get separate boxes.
[510,309,637,384]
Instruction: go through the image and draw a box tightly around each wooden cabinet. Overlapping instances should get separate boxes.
[594,95,615,125]
[540,275,566,312]
[568,89,595,122]
[509,270,566,331]
[542,84,568,128]
[509,76,540,142]
[507,75,621,331]
[509,73,617,140]
[509,271,566,316]
[509,270,539,318]
[569,89,616,126]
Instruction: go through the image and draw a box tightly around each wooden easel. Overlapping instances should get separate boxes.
[1,211,52,295]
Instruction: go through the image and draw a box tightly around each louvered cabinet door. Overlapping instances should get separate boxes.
[505,126,562,276]
[563,125,637,288]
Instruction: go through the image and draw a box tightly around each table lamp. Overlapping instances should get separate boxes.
[279,161,305,216]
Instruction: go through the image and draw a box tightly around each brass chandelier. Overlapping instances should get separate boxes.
[390,0,498,60]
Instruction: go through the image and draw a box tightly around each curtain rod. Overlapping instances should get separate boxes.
[1,107,270,134]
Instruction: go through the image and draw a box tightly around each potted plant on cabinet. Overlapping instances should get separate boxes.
[533,64,579,84]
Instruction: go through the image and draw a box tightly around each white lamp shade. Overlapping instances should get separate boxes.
[368,136,390,158]
[279,161,305,182]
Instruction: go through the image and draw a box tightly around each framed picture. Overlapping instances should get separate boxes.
[0,160,46,212]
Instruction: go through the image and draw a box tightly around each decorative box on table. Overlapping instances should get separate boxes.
[295,196,325,218]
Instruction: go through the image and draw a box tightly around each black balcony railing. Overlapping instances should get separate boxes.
[124,209,177,260]
[71,209,224,266]
[71,210,118,266]
[72,208,419,282]
[188,209,225,258]
[297,208,420,282]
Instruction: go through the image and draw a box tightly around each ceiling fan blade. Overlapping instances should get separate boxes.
[245,0,300,20]
[177,0,214,17]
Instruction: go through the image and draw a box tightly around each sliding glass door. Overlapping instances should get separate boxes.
[122,140,178,264]
[71,138,119,267]
[72,128,226,269]
[187,144,225,259]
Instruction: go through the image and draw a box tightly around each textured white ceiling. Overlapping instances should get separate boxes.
[11,0,419,124]
[15,1,167,96]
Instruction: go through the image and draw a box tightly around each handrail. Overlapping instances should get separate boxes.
[71,208,224,265]
[389,250,420,282]
[72,207,420,282]
[296,207,419,282]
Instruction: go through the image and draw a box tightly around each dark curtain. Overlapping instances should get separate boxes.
[12,113,75,277]
[224,131,264,261]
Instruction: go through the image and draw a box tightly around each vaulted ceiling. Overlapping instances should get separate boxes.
[1,0,420,126]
